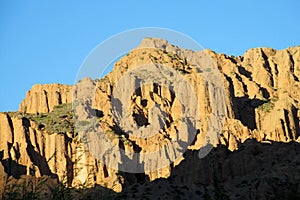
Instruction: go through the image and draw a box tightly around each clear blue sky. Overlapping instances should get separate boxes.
[1,0,299,111]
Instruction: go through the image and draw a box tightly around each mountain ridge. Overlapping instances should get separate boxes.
[0,38,299,199]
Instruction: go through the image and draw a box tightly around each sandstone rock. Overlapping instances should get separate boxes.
[19,84,73,114]
[0,38,298,196]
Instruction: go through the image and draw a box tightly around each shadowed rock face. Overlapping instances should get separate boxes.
[116,140,300,200]
[1,38,300,198]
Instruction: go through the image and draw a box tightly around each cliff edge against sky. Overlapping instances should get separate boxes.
[0,38,299,199]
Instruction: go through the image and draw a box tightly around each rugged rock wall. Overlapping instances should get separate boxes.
[19,84,73,114]
[117,140,300,200]
[0,112,123,192]
[213,46,300,145]
[1,38,299,196]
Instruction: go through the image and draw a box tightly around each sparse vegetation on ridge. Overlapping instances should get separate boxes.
[7,103,74,134]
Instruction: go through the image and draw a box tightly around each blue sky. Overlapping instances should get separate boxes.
[0,0,299,111]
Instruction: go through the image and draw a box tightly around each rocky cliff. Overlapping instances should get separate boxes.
[19,84,73,114]
[1,38,299,199]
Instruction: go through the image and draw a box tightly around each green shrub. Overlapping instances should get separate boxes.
[167,52,178,60]
[29,103,74,134]
[257,98,278,112]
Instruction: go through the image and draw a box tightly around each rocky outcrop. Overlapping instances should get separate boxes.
[19,84,73,114]
[0,112,123,193]
[212,46,300,146]
[18,40,300,148]
[0,38,299,198]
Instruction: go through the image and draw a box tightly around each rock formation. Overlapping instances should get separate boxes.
[19,84,73,114]
[116,140,300,200]
[0,38,299,199]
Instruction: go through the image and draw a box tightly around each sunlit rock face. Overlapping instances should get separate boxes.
[0,38,299,199]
